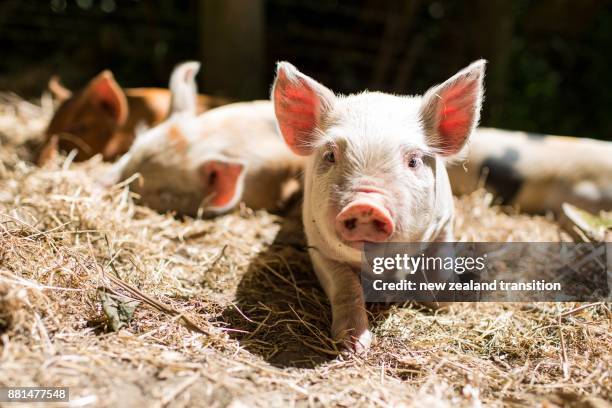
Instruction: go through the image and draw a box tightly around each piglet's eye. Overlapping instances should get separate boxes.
[407,154,423,169]
[323,150,335,163]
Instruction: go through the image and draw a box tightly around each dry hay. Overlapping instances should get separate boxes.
[0,93,610,407]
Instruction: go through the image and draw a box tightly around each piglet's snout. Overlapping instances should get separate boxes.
[335,195,394,242]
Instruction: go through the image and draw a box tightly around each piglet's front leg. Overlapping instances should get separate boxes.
[311,251,372,353]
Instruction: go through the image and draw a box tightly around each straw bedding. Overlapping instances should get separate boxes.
[0,93,609,407]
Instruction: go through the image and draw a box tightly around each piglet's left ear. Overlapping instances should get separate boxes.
[48,76,72,102]
[198,159,246,213]
[169,61,201,118]
[420,60,486,156]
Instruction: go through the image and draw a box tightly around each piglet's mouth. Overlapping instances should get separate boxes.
[344,240,370,251]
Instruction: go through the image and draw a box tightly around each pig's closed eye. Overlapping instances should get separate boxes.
[323,150,335,163]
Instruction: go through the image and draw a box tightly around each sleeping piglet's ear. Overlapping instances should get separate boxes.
[420,60,486,156]
[168,61,201,118]
[48,76,72,102]
[85,70,128,126]
[198,158,246,214]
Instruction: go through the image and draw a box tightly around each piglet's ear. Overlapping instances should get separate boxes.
[420,60,486,156]
[85,71,128,126]
[198,159,246,213]
[272,62,335,156]
[169,61,200,117]
[48,76,72,102]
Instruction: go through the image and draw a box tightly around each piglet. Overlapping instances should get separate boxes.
[38,65,228,165]
[107,62,302,216]
[272,60,486,352]
[447,128,612,213]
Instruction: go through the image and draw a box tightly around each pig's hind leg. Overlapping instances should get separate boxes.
[96,151,134,189]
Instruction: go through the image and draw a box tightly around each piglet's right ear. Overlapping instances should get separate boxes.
[198,159,246,214]
[272,62,335,156]
[85,71,128,126]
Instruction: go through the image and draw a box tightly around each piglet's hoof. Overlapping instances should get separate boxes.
[333,326,372,354]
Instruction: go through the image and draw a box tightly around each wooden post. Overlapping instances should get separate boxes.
[199,0,265,100]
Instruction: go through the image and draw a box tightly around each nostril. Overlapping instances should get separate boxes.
[344,218,357,230]
[373,219,389,233]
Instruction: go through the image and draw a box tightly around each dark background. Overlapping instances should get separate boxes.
[0,0,610,140]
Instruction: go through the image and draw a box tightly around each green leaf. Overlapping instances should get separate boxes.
[97,288,140,332]
[562,203,612,241]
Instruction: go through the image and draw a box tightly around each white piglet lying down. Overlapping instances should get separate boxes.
[108,62,302,217]
[447,128,612,213]
[272,60,486,352]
